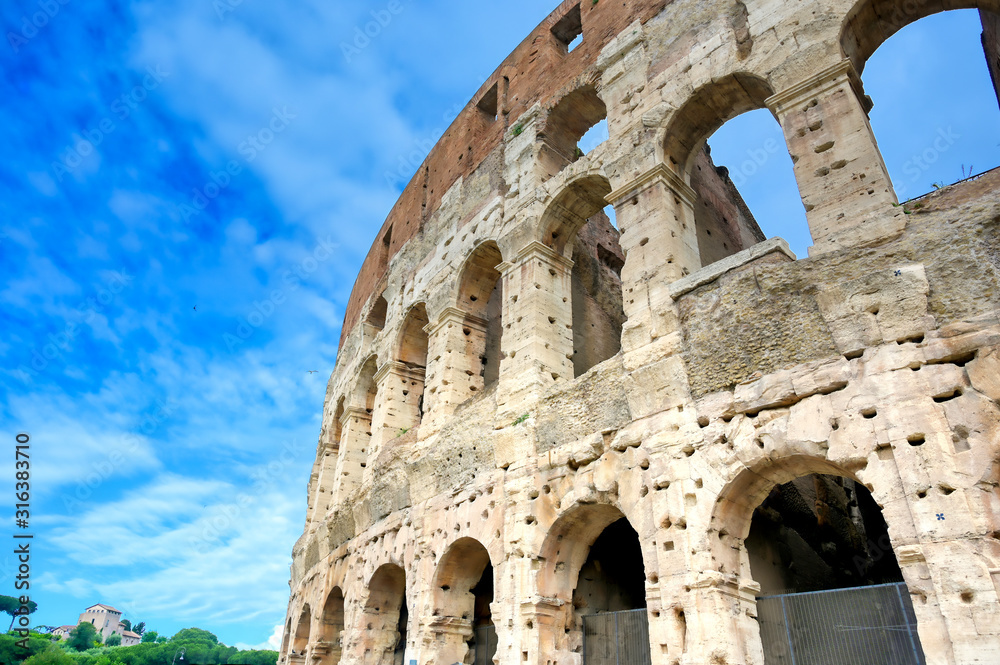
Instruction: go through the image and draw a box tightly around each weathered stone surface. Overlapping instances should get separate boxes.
[278,3,1000,665]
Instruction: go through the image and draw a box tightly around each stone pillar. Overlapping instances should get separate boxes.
[422,307,489,431]
[331,406,372,504]
[495,242,574,422]
[766,60,901,255]
[370,361,425,458]
[424,617,473,665]
[677,573,763,665]
[311,438,340,524]
[606,165,699,353]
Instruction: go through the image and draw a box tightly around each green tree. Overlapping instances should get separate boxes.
[168,630,217,645]
[155,638,166,645]
[104,636,121,648]
[140,632,158,645]
[130,625,145,638]
[0,596,37,632]
[227,650,278,665]
[0,632,52,665]
[119,622,130,634]
[68,624,100,652]
[22,645,75,665]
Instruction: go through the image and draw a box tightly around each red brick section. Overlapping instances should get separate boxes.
[339,0,669,350]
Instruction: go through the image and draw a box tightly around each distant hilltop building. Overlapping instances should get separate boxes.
[51,605,141,645]
[51,626,75,639]
[78,603,122,641]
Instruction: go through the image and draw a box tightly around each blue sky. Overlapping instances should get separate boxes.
[0,0,997,650]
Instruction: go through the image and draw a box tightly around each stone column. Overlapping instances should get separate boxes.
[674,573,763,665]
[606,165,699,353]
[421,307,489,431]
[369,361,425,459]
[766,60,901,255]
[494,241,574,422]
[331,406,372,504]
[310,437,340,524]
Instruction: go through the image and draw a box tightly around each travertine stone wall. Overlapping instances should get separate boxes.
[280,1,1000,664]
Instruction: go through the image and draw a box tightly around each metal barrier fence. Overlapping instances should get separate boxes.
[471,624,497,665]
[583,608,651,665]
[757,582,926,665]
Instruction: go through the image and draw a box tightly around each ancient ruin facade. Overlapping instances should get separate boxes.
[278,1,1000,664]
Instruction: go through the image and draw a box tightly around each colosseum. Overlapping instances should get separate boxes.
[277,1,1000,664]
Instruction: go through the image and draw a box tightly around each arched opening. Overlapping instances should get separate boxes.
[280,618,292,658]
[335,356,377,497]
[364,564,408,665]
[313,397,346,521]
[316,588,345,665]
[430,538,495,665]
[703,111,811,258]
[292,604,311,655]
[663,73,800,264]
[714,460,926,665]
[844,5,1000,202]
[749,474,924,664]
[366,293,388,330]
[538,505,649,663]
[748,474,905,594]
[396,303,429,427]
[457,242,504,391]
[541,175,625,378]
[541,85,608,177]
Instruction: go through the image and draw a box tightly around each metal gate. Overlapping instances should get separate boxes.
[582,608,651,665]
[471,623,497,665]
[756,582,926,665]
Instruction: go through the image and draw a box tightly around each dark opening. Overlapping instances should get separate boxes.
[367,294,388,330]
[573,518,646,616]
[552,4,583,51]
[393,600,407,665]
[747,474,903,595]
[571,209,625,378]
[467,563,496,665]
[478,83,499,121]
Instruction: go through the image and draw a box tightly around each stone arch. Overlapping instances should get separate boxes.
[708,455,931,665]
[332,356,378,500]
[456,242,505,390]
[397,303,429,368]
[366,293,388,330]
[280,617,292,657]
[662,73,775,183]
[428,537,496,665]
[538,173,625,378]
[316,587,345,665]
[362,564,409,665]
[540,84,608,176]
[536,502,651,658]
[539,172,613,256]
[292,603,312,654]
[709,454,867,575]
[840,0,1000,74]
